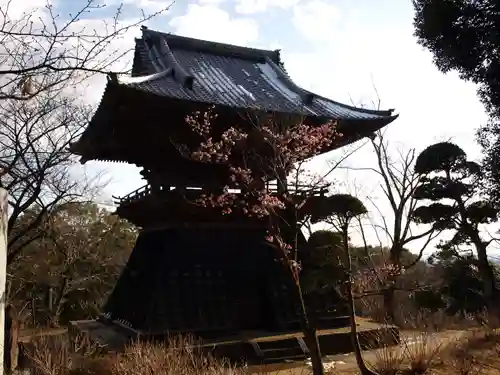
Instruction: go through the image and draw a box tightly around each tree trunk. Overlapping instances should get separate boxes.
[383,285,396,324]
[343,229,376,375]
[470,232,498,313]
[345,281,377,375]
[295,282,325,375]
[456,194,498,314]
[477,247,498,310]
[383,245,400,325]
[283,202,323,375]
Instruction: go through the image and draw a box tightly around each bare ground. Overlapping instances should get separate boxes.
[249,330,470,374]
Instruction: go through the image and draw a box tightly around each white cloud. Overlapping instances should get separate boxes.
[0,0,51,21]
[281,4,487,250]
[234,0,300,14]
[122,0,171,12]
[292,0,340,42]
[169,4,259,45]
[268,42,285,51]
[284,19,487,151]
[60,17,141,104]
[199,0,226,4]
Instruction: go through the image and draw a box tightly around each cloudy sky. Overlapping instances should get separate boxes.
[7,0,492,252]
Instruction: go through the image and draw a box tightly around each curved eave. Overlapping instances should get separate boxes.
[69,79,399,164]
[121,78,396,123]
[338,114,399,143]
[316,114,398,154]
[263,55,395,119]
[69,81,114,160]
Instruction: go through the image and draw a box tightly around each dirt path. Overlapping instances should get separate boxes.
[250,330,468,374]
[315,330,466,372]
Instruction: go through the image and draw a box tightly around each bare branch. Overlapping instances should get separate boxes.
[1,89,107,264]
[0,0,172,100]
[340,126,439,322]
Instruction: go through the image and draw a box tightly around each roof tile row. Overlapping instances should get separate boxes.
[122,29,397,122]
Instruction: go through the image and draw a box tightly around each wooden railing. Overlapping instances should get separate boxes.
[113,182,329,206]
[264,181,329,196]
[112,184,188,205]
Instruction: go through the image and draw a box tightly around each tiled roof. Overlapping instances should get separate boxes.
[118,27,397,122]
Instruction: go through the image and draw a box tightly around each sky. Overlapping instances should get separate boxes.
[5,0,493,254]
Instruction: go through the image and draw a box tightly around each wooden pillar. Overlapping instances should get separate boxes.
[0,188,8,375]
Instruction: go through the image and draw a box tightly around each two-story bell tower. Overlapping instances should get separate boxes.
[70,27,398,342]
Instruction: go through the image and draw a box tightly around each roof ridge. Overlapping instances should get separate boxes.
[122,26,398,122]
[140,26,281,64]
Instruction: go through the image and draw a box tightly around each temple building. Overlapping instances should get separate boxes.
[70,26,398,362]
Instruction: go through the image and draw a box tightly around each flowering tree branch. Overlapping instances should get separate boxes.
[178,107,339,225]
[174,107,341,375]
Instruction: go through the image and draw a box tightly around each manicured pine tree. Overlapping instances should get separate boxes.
[412,142,499,310]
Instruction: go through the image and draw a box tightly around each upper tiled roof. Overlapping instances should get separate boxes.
[118,27,397,122]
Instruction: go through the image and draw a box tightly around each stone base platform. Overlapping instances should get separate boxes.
[69,317,399,365]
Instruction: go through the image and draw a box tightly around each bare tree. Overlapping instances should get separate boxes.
[0,0,171,262]
[0,0,171,100]
[7,202,137,326]
[342,132,441,323]
[0,89,105,264]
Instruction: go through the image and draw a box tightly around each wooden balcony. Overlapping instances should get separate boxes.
[114,182,329,206]
[112,182,329,228]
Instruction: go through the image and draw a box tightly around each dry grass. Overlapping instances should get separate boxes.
[20,317,500,375]
[356,292,494,332]
[114,336,246,375]
[23,334,249,375]
[402,332,443,374]
[25,334,70,375]
[362,328,404,375]
[360,327,500,375]
[362,330,442,375]
[435,329,500,375]
[369,345,405,375]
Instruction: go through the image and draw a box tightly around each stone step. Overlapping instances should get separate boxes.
[260,346,304,353]
[263,353,307,363]
[251,337,309,363]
